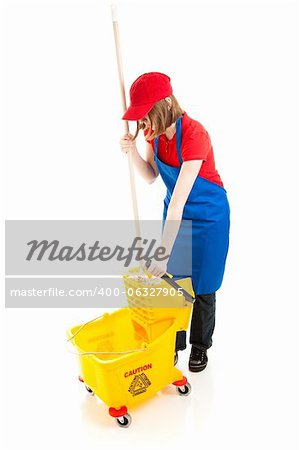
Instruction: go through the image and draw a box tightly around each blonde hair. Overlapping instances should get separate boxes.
[132,95,184,141]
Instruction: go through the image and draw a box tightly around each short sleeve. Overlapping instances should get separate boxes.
[181,128,211,162]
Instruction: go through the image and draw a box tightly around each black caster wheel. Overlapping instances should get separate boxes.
[176,382,191,396]
[85,384,94,395]
[115,413,132,428]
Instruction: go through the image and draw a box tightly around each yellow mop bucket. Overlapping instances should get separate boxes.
[67,269,195,428]
[67,309,192,428]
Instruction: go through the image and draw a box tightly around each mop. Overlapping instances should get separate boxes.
[110,5,194,301]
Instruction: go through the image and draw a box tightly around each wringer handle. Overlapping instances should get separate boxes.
[145,260,195,304]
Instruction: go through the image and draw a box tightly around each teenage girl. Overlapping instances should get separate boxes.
[120,72,230,372]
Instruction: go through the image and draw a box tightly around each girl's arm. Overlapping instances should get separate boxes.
[144,142,159,181]
[153,160,203,276]
[131,141,159,183]
[120,134,159,183]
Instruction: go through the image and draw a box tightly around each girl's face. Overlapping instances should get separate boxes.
[139,114,155,130]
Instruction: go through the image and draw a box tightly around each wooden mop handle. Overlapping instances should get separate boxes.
[110,4,141,239]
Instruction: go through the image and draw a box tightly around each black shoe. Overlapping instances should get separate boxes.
[174,351,178,366]
[188,346,208,372]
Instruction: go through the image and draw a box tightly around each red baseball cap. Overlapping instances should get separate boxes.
[122,72,173,121]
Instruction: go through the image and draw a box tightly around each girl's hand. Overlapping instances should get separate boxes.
[141,258,169,278]
[120,133,137,154]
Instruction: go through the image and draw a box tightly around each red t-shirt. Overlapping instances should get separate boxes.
[144,111,224,188]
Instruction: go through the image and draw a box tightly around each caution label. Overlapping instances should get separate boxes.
[128,373,151,397]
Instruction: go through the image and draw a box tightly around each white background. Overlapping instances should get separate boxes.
[1,0,299,448]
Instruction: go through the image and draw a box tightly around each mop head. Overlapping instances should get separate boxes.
[126,268,165,286]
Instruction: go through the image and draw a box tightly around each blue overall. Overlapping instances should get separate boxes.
[154,115,230,295]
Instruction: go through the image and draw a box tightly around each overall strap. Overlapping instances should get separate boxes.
[154,135,159,158]
[176,115,183,164]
